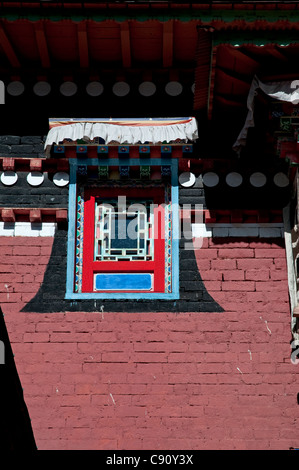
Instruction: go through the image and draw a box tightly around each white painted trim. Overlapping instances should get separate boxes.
[0,222,56,237]
[192,224,212,238]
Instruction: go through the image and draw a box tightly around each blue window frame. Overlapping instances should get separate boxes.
[65,157,180,300]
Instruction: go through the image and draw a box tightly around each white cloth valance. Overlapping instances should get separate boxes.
[45,117,198,152]
[233,76,299,153]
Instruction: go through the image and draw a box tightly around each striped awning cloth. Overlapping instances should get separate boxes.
[44,117,198,152]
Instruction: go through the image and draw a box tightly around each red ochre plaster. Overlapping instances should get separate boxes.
[1,235,299,450]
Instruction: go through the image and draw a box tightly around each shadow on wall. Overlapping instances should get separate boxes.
[22,228,224,313]
[0,307,37,450]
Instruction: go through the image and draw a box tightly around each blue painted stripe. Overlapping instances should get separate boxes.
[65,160,77,296]
[94,273,152,291]
[171,159,180,298]
[65,292,179,300]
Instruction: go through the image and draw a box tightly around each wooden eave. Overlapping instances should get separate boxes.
[0,5,299,131]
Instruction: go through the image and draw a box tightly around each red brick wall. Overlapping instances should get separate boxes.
[1,235,299,450]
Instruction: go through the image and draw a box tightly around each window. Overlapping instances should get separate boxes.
[65,156,179,300]
[82,187,165,294]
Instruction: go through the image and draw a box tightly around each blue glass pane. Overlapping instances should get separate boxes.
[95,273,152,291]
[110,215,138,249]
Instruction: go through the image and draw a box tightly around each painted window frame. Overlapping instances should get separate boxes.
[82,187,166,293]
[65,157,180,300]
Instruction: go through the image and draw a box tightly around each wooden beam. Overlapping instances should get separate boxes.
[208,45,217,120]
[0,22,20,68]
[1,209,15,222]
[29,209,42,223]
[56,209,68,223]
[2,158,14,171]
[30,158,43,172]
[214,95,244,107]
[231,210,243,224]
[120,22,131,69]
[215,69,251,98]
[34,22,50,69]
[266,45,289,62]
[193,26,213,113]
[226,47,260,69]
[163,20,173,68]
[77,22,89,69]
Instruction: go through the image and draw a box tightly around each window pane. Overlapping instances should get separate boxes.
[94,199,154,261]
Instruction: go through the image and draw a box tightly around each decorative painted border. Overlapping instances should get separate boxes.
[65,158,179,300]
[165,183,172,294]
[4,10,299,24]
[74,188,84,293]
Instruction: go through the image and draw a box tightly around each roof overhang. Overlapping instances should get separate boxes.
[2,2,299,155]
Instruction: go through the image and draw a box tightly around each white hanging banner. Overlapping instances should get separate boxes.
[233,75,299,153]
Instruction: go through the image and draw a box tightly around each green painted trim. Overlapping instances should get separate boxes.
[3,8,299,24]
[3,8,298,47]
[213,30,299,46]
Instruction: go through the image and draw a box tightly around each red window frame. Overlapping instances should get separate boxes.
[82,187,165,293]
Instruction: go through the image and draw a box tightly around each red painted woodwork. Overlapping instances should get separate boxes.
[30,159,43,172]
[0,23,21,68]
[82,187,165,293]
[77,22,89,69]
[55,210,68,223]
[2,158,15,171]
[34,22,51,69]
[1,209,15,222]
[29,209,42,223]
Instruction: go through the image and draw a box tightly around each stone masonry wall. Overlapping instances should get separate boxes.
[1,234,299,450]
